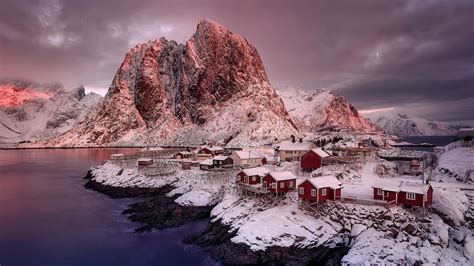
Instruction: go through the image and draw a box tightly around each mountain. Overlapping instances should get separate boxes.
[49,20,298,147]
[277,87,380,135]
[368,113,458,136]
[0,79,102,144]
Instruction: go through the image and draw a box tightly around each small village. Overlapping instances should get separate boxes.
[106,129,473,217]
[93,129,474,264]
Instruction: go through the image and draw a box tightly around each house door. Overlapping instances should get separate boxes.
[263,181,267,188]
[244,176,248,183]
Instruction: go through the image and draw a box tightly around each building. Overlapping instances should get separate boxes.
[181,161,192,170]
[110,153,125,160]
[262,171,297,193]
[212,155,233,167]
[276,141,312,162]
[298,175,342,202]
[197,145,225,156]
[300,148,331,172]
[137,158,153,167]
[378,150,426,175]
[139,147,164,157]
[175,151,193,159]
[237,167,270,185]
[199,158,214,170]
[230,151,266,166]
[372,180,433,207]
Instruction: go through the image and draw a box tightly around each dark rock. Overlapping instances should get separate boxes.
[402,223,417,235]
[185,220,350,265]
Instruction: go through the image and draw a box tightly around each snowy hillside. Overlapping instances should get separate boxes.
[277,87,380,135]
[0,79,102,144]
[366,113,458,136]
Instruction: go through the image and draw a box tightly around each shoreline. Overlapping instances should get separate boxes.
[83,168,350,264]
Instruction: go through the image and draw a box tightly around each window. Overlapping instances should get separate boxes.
[271,183,276,189]
[311,189,316,197]
[299,187,304,194]
[280,182,284,188]
[321,188,327,196]
[384,191,389,197]
[251,176,256,182]
[377,188,382,195]
[289,181,294,188]
[407,193,416,200]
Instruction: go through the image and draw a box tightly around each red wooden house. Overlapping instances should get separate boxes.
[298,175,342,202]
[301,148,331,172]
[198,145,224,156]
[373,180,433,207]
[262,171,297,193]
[237,167,270,185]
[175,151,193,159]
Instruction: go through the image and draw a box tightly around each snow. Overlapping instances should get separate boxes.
[213,155,228,161]
[311,148,330,158]
[175,190,213,207]
[431,188,469,226]
[307,175,342,189]
[241,166,270,177]
[276,140,311,151]
[199,159,214,166]
[435,147,474,183]
[268,171,297,181]
[233,150,264,159]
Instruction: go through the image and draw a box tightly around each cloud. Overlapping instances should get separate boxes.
[0,0,472,121]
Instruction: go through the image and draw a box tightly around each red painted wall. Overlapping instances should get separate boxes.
[300,151,322,171]
[237,172,261,185]
[263,174,295,193]
[298,180,341,202]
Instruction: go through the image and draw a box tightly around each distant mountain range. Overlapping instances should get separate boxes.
[364,113,473,136]
[0,79,101,143]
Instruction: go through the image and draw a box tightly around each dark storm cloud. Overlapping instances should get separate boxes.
[0,0,473,121]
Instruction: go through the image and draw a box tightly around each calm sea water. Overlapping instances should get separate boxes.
[0,149,216,266]
[395,136,457,151]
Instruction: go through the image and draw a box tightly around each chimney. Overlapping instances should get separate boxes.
[299,138,303,143]
[209,142,213,148]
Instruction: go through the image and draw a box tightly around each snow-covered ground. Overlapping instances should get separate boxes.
[435,147,474,184]
[90,155,473,264]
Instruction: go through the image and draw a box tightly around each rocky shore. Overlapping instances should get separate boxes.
[184,220,349,265]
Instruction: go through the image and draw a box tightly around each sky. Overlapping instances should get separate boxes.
[1,0,473,121]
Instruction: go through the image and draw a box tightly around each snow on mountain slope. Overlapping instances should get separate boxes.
[49,20,298,147]
[0,79,102,143]
[277,87,380,135]
[367,113,457,136]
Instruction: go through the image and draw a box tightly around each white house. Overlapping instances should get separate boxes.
[230,151,266,166]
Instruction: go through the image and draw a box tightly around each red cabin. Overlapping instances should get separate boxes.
[262,171,297,193]
[301,148,331,172]
[198,145,224,156]
[237,167,270,185]
[298,175,342,202]
[175,151,193,159]
[373,180,433,207]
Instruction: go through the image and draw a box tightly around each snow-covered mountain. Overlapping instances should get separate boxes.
[277,88,380,135]
[368,113,458,136]
[0,79,102,144]
[49,20,299,147]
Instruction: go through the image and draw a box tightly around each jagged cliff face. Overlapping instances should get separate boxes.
[278,88,380,135]
[370,114,457,136]
[51,20,297,147]
[0,79,101,144]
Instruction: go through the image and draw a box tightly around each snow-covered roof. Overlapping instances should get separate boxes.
[268,171,297,181]
[459,128,474,131]
[213,155,229,161]
[138,158,153,162]
[242,166,270,177]
[276,141,311,151]
[307,175,342,189]
[233,150,264,160]
[110,153,124,157]
[311,148,330,158]
[373,180,431,194]
[199,158,214,165]
[176,151,192,155]
[200,145,224,151]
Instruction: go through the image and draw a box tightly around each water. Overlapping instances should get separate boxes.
[395,136,458,152]
[0,149,216,266]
